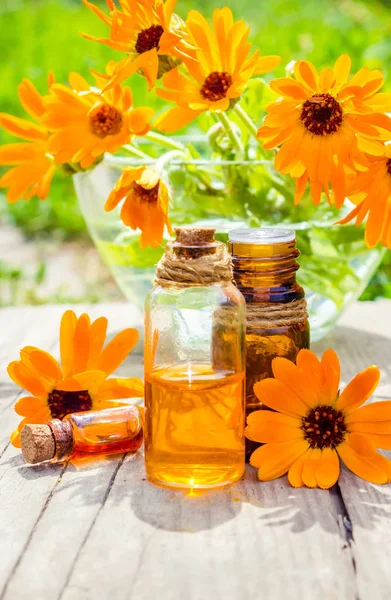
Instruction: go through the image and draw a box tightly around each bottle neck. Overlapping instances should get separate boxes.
[228,239,303,303]
[49,419,75,462]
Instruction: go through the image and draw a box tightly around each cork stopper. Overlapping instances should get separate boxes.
[21,424,56,464]
[174,227,216,246]
[173,227,219,259]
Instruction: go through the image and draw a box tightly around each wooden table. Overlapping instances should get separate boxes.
[0,301,390,600]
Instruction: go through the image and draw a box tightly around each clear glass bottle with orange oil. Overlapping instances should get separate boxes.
[228,228,310,460]
[144,227,246,489]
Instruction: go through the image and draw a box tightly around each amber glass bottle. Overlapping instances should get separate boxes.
[144,227,246,489]
[228,228,310,460]
[20,406,144,464]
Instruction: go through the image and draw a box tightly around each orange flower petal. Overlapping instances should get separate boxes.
[320,348,340,403]
[271,357,319,407]
[72,314,91,374]
[97,328,139,375]
[60,310,77,378]
[250,439,309,480]
[57,370,107,393]
[14,395,45,417]
[0,114,48,142]
[254,378,310,417]
[301,449,321,488]
[315,448,340,489]
[87,316,108,369]
[346,400,391,424]
[7,361,51,397]
[348,420,391,435]
[93,377,144,402]
[333,54,351,92]
[245,410,302,443]
[270,78,309,99]
[10,429,22,448]
[337,438,388,484]
[254,55,281,75]
[336,365,380,412]
[155,106,201,133]
[21,347,62,382]
[288,450,309,487]
[17,79,46,120]
[358,434,391,450]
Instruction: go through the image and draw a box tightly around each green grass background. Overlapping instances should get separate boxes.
[1,0,391,301]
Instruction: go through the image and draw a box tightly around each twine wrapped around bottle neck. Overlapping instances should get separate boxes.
[246,297,308,328]
[155,227,234,286]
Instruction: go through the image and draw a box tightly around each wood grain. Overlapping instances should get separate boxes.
[0,302,390,599]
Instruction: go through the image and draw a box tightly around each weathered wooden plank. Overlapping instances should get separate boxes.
[60,456,355,600]
[1,301,391,600]
[0,304,143,598]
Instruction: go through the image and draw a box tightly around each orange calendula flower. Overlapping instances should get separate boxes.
[0,77,56,203]
[8,310,144,448]
[155,8,281,133]
[105,166,172,248]
[82,0,186,90]
[257,55,391,207]
[339,146,391,249]
[246,348,391,489]
[42,70,154,169]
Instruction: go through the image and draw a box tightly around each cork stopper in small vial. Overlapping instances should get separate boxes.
[173,226,219,258]
[21,424,56,464]
[229,227,295,245]
[174,226,216,246]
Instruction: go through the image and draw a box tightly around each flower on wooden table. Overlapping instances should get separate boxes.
[105,165,172,248]
[339,146,391,249]
[0,76,56,203]
[8,310,144,448]
[42,69,154,170]
[246,348,391,489]
[82,0,187,90]
[257,55,391,208]
[155,7,280,132]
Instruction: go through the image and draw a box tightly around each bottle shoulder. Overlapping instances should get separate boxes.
[146,282,245,308]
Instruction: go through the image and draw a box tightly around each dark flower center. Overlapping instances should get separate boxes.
[387,158,391,177]
[200,72,233,102]
[300,93,343,136]
[302,404,347,449]
[90,105,123,138]
[48,389,92,420]
[135,24,164,54]
[134,182,160,204]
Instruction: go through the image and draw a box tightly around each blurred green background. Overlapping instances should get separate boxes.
[0,0,391,305]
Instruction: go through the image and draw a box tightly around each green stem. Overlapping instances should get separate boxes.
[215,112,244,158]
[122,144,151,160]
[145,130,186,152]
[234,104,259,140]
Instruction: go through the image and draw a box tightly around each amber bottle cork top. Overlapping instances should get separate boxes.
[21,424,56,464]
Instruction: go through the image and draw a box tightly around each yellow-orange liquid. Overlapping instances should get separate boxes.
[63,407,143,461]
[144,365,245,489]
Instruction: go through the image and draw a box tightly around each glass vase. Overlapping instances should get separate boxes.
[74,154,385,342]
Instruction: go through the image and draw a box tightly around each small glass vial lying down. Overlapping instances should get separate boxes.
[20,406,143,464]
[144,227,246,489]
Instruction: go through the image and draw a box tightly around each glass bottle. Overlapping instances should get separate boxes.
[228,228,310,460]
[144,227,246,489]
[20,405,143,464]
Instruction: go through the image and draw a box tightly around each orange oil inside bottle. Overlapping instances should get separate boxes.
[144,364,245,489]
[63,407,144,460]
